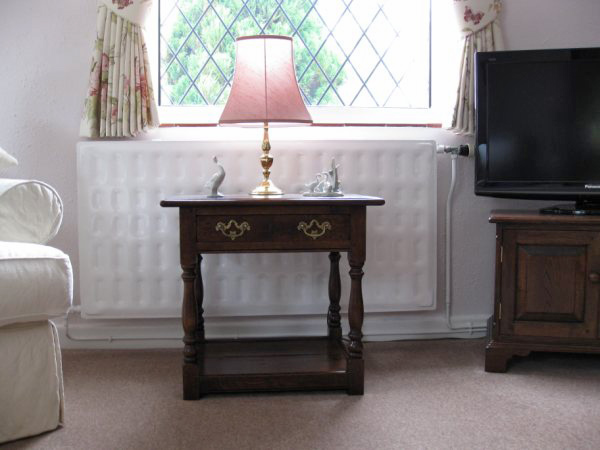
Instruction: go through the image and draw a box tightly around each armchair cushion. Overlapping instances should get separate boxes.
[0,179,63,244]
[0,242,72,327]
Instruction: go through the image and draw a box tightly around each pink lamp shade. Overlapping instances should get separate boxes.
[219,35,312,126]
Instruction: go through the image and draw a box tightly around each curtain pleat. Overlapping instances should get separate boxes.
[450,1,504,135]
[80,3,158,138]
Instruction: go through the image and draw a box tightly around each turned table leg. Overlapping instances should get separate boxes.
[195,254,205,341]
[327,252,342,339]
[181,254,203,400]
[347,252,365,395]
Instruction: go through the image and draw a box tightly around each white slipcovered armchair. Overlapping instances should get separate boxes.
[0,179,73,443]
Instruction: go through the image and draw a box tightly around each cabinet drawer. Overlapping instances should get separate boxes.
[196,214,350,245]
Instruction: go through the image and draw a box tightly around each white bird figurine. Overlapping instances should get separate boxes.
[205,156,225,198]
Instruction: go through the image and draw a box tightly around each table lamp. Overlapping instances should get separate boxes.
[219,35,313,196]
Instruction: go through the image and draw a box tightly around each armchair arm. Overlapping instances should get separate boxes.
[0,179,63,244]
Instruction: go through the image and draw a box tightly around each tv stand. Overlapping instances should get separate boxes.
[540,200,600,216]
[486,210,600,372]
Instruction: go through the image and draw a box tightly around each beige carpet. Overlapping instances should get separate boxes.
[6,339,600,450]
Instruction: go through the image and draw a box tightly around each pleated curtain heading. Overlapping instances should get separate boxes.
[80,0,159,138]
[450,0,504,135]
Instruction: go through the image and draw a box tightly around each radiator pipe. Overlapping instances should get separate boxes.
[441,147,486,334]
[64,306,181,342]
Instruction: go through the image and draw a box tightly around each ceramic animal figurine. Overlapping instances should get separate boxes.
[302,158,343,197]
[205,156,225,198]
[304,173,322,193]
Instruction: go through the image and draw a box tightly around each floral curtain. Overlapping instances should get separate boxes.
[450,0,504,135]
[80,0,158,138]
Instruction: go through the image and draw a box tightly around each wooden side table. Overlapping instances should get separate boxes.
[160,194,384,399]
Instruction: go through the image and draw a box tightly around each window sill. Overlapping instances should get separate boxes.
[145,123,459,144]
[159,123,443,128]
[157,105,448,129]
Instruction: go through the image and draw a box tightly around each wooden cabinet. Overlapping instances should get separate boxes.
[486,211,600,372]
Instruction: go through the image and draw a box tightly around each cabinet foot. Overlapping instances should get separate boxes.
[485,348,512,373]
[485,345,531,373]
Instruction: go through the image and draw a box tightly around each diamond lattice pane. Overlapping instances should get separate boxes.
[213,0,243,28]
[160,7,192,75]
[348,0,379,31]
[367,63,396,107]
[314,0,345,30]
[263,7,295,36]
[334,63,362,105]
[245,0,280,30]
[315,37,344,83]
[196,6,228,54]
[230,6,261,37]
[160,0,178,24]
[350,37,378,81]
[353,86,377,107]
[180,85,206,105]
[159,0,431,108]
[296,7,327,56]
[366,10,397,56]
[178,0,209,26]
[299,60,330,105]
[197,59,229,104]
[331,10,362,56]
[281,0,314,28]
[214,34,236,80]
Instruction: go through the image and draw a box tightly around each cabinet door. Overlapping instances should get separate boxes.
[500,229,600,339]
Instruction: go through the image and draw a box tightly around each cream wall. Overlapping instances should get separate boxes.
[0,0,599,343]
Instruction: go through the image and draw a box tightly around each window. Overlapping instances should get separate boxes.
[152,0,458,125]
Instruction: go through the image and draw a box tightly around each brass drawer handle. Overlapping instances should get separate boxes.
[297,220,332,240]
[215,220,251,241]
[589,272,600,283]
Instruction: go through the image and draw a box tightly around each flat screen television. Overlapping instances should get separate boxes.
[475,47,600,214]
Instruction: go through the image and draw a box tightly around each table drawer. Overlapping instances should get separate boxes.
[196,214,350,244]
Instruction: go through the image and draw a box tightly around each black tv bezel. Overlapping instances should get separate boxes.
[474,47,600,201]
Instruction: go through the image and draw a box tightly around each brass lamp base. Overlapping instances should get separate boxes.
[251,179,283,196]
[250,123,284,196]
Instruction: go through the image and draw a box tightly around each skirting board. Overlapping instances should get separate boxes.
[55,313,488,349]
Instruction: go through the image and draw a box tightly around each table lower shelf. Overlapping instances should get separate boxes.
[188,337,359,396]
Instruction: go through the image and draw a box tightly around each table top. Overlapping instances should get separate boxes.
[161,194,385,208]
[490,209,600,225]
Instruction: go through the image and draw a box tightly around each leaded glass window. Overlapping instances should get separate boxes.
[159,0,431,109]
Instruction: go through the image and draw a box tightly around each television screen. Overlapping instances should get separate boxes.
[475,48,600,201]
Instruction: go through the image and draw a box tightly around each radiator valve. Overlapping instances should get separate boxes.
[437,144,471,157]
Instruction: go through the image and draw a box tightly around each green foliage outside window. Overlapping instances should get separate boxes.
[161,0,345,106]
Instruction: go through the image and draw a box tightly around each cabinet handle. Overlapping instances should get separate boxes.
[215,220,251,241]
[589,272,600,283]
[297,220,332,240]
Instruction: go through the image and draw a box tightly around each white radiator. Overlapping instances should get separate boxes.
[77,140,437,319]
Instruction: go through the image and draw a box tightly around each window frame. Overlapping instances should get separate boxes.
[147,0,460,127]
